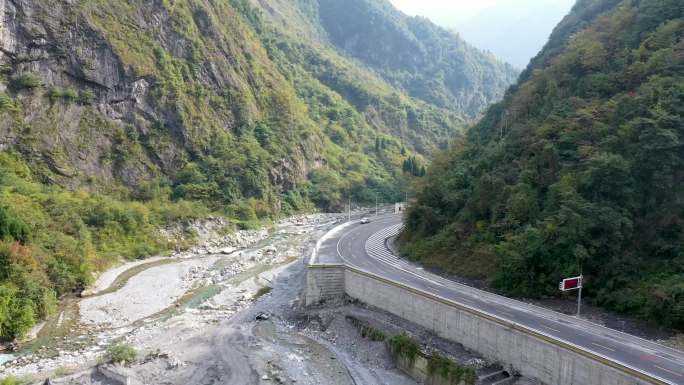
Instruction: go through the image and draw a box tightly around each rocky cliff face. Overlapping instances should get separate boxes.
[0,0,319,197]
[0,0,518,341]
[2,0,166,186]
[0,0,514,211]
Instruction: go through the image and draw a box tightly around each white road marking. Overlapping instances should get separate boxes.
[499,310,515,318]
[329,218,684,385]
[656,354,684,366]
[653,365,682,377]
[540,324,561,333]
[364,224,446,287]
[591,342,616,352]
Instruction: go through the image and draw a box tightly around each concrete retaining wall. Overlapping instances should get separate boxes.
[343,267,659,385]
[395,354,469,385]
[304,264,345,306]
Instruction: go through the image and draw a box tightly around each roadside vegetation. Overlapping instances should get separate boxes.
[388,333,420,364]
[427,352,478,385]
[347,315,386,342]
[106,341,138,365]
[388,333,477,385]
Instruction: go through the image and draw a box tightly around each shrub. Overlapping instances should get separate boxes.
[431,354,459,382]
[0,92,13,112]
[0,206,31,243]
[12,74,41,90]
[463,368,479,385]
[388,333,420,364]
[0,284,36,340]
[79,90,95,105]
[107,342,138,364]
[427,352,479,385]
[61,88,78,101]
[346,316,386,341]
[47,87,79,103]
[254,286,272,298]
[361,325,386,342]
[6,300,35,339]
[0,376,24,385]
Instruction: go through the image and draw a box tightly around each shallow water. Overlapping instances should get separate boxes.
[0,354,14,365]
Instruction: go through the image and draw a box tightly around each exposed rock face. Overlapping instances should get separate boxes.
[1,1,131,101]
[1,0,153,188]
[0,0,316,194]
[0,0,493,209]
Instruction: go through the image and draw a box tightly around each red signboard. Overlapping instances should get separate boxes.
[559,276,583,291]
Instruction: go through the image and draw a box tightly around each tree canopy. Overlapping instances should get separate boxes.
[402,0,684,329]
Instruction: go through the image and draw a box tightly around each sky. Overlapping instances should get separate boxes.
[389,0,576,69]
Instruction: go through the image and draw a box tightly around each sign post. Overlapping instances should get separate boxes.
[559,275,583,318]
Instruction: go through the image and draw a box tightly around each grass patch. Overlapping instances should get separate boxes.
[388,333,420,364]
[11,73,41,90]
[47,87,79,103]
[254,286,272,299]
[361,325,386,342]
[0,92,17,112]
[346,315,386,342]
[106,341,138,365]
[53,366,77,377]
[0,376,30,385]
[427,352,478,385]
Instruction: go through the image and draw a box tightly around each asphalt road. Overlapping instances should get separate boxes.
[318,213,684,385]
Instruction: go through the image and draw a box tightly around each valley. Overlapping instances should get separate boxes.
[0,0,683,384]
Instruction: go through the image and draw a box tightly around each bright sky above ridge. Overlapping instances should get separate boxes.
[389,0,576,69]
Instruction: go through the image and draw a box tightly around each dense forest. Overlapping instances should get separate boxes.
[315,0,519,119]
[0,0,515,340]
[401,0,684,329]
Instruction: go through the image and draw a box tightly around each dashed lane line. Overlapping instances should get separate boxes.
[354,220,683,385]
[592,342,617,352]
[653,365,682,378]
[540,324,562,333]
[498,310,515,318]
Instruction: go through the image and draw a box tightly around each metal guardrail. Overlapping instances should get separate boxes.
[344,204,400,222]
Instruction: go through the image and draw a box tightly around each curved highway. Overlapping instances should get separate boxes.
[321,213,684,385]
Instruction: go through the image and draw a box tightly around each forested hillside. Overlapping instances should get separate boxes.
[0,0,515,340]
[313,0,519,119]
[401,0,684,328]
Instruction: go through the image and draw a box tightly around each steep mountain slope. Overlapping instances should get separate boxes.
[0,0,516,340]
[401,0,684,328]
[245,0,466,155]
[313,0,519,119]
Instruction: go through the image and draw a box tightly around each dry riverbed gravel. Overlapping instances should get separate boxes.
[0,213,422,385]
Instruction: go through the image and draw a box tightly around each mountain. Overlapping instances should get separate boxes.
[0,0,516,339]
[401,0,684,329]
[455,0,576,69]
[312,0,519,120]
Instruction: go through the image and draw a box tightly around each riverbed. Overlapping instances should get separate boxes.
[1,213,417,385]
